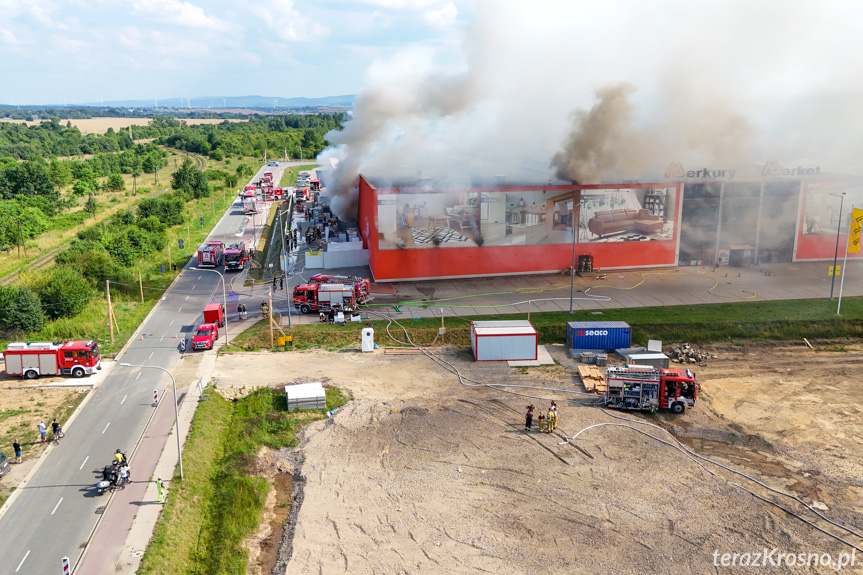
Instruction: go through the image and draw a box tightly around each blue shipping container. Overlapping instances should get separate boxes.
[566,321,631,352]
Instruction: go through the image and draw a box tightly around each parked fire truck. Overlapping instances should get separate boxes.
[242,190,257,214]
[4,340,101,379]
[605,365,699,414]
[197,240,224,268]
[223,242,249,271]
[309,274,373,304]
[293,283,357,314]
[262,186,282,201]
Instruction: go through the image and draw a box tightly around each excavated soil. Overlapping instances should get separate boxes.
[211,344,863,574]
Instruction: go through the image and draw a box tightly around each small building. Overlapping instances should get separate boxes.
[285,382,326,411]
[470,320,538,362]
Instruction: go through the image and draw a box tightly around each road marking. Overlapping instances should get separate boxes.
[102,422,110,434]
[121,394,127,404]
[198,275,201,280]
[79,456,89,470]
[170,320,174,326]
[136,372,142,380]
[51,498,63,515]
[15,550,30,572]
[178,306,183,312]
[185,296,189,301]
[192,285,196,290]
[160,335,164,342]
[148,352,154,360]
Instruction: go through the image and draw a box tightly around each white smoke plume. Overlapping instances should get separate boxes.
[320,0,863,220]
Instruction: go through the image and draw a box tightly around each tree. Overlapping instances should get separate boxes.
[71,180,91,197]
[47,159,73,188]
[106,173,125,192]
[84,194,98,218]
[0,286,45,333]
[171,157,210,199]
[136,195,185,226]
[55,240,117,284]
[39,266,94,319]
[225,173,238,190]
[0,160,59,202]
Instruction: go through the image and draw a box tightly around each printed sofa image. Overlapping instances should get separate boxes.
[587,208,663,239]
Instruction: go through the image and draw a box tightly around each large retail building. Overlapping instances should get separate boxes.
[352,162,862,282]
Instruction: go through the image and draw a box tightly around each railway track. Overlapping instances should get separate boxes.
[184,151,206,170]
[0,247,63,286]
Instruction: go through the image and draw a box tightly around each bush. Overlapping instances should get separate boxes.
[55,240,117,285]
[0,286,45,333]
[106,173,125,191]
[137,195,185,226]
[39,266,94,319]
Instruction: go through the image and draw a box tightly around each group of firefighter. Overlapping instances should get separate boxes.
[525,401,558,433]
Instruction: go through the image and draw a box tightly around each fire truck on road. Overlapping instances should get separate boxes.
[223,242,249,271]
[197,241,224,268]
[604,365,699,414]
[4,340,101,379]
[309,274,373,304]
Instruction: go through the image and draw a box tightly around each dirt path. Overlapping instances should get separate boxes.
[211,343,863,574]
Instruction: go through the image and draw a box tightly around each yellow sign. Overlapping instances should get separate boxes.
[277,336,293,346]
[848,207,863,254]
[829,265,841,276]
[307,251,322,256]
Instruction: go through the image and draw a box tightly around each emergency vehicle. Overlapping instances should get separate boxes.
[223,242,249,271]
[309,274,373,304]
[242,190,257,214]
[197,241,224,268]
[191,323,219,350]
[293,283,357,314]
[4,340,101,379]
[604,365,699,414]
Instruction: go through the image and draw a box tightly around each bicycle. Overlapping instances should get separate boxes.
[51,429,65,445]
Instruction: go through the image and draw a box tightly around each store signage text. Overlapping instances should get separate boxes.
[762,161,821,177]
[665,163,735,180]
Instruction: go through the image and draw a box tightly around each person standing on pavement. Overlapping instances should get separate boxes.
[13,439,21,463]
[237,302,243,320]
[272,275,278,290]
[279,275,284,290]
[525,405,534,431]
[242,304,248,319]
[51,418,61,441]
[37,420,46,443]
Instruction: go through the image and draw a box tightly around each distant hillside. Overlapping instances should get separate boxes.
[81,95,356,109]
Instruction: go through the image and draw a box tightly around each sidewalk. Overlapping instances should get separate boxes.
[76,352,217,574]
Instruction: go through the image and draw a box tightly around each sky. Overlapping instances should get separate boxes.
[3,0,863,198]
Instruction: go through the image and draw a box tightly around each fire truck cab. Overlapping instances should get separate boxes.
[605,366,698,414]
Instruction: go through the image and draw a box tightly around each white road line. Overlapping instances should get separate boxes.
[192,285,196,290]
[148,352,154,360]
[170,320,174,326]
[185,295,189,301]
[160,336,164,342]
[198,275,202,280]
[136,372,141,380]
[121,394,127,404]
[51,498,63,515]
[79,456,89,470]
[102,422,110,434]
[15,550,30,572]
[178,306,183,312]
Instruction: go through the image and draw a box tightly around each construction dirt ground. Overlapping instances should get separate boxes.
[209,341,863,575]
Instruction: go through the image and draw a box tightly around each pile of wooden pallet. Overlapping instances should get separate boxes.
[577,365,606,394]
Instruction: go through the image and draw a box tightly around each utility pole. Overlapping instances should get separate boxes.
[278,209,292,328]
[139,272,144,303]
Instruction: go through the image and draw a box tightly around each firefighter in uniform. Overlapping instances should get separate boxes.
[547,406,556,432]
[537,411,545,433]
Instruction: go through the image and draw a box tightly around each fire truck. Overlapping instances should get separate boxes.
[293,283,357,314]
[605,365,699,414]
[4,340,101,379]
[197,240,224,268]
[309,274,373,304]
[242,190,257,214]
[262,187,282,201]
[223,242,249,271]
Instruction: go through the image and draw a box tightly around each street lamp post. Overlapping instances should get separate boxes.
[119,363,183,480]
[277,209,292,328]
[196,268,230,345]
[829,192,846,300]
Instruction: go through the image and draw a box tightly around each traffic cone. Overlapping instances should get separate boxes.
[140,335,144,341]
[174,334,178,339]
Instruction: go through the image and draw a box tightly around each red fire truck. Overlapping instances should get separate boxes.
[309,274,373,304]
[604,366,699,414]
[243,190,257,214]
[293,283,357,314]
[4,340,101,379]
[197,241,224,268]
[223,242,249,271]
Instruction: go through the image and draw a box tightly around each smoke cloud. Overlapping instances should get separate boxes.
[320,0,863,220]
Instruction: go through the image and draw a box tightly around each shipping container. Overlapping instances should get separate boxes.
[624,353,670,370]
[471,320,538,362]
[566,321,631,352]
[285,382,326,411]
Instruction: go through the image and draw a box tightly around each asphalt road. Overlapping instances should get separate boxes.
[0,162,301,575]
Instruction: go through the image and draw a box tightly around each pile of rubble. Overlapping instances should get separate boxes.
[668,343,709,365]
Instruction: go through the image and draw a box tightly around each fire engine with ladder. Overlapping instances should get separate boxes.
[604,365,699,414]
[308,274,373,304]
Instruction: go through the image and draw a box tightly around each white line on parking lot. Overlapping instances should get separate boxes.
[102,423,110,434]
[121,394,127,404]
[15,550,30,572]
[51,498,63,515]
[79,456,89,470]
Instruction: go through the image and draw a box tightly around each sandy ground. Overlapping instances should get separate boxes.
[209,344,863,575]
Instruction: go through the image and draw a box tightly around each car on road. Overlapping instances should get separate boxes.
[191,323,219,351]
[0,451,9,477]
[267,161,278,166]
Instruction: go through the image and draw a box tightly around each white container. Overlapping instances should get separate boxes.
[361,328,375,352]
[470,320,537,362]
[285,382,326,411]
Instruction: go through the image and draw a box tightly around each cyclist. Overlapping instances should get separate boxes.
[51,419,63,442]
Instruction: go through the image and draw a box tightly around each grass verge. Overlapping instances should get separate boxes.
[230,297,863,351]
[138,385,350,575]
